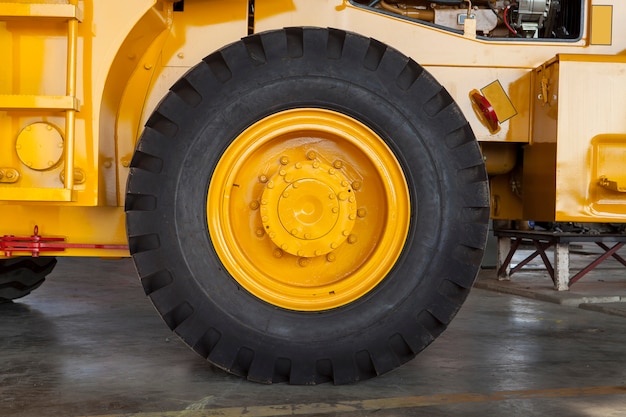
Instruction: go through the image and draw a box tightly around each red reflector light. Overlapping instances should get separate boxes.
[470,91,499,133]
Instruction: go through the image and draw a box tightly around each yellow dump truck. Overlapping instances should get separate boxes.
[1,0,624,384]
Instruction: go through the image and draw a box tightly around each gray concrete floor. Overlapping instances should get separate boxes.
[2,251,626,417]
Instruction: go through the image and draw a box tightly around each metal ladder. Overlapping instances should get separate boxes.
[0,1,83,201]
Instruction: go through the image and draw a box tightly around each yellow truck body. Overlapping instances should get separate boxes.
[1,0,624,384]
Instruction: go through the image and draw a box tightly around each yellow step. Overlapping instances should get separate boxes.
[0,2,83,21]
[0,95,80,111]
[0,186,73,202]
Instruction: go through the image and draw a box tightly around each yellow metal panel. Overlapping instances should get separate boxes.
[590,5,612,45]
[523,55,626,222]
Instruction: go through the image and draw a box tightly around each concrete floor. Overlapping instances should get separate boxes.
[2,250,626,417]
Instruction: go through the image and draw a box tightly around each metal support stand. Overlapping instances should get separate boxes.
[495,230,626,291]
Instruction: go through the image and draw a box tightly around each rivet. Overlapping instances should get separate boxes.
[6,171,14,179]
[330,242,338,249]
[281,243,289,250]
[273,249,283,258]
[121,159,130,167]
[144,63,153,70]
[283,191,290,198]
[261,199,268,205]
[270,232,276,239]
[348,234,358,244]
[352,181,362,190]
[48,161,54,167]
[329,193,335,200]
[26,126,31,132]
[249,201,260,210]
[333,160,343,169]
[46,125,53,131]
[58,142,64,148]
[349,214,356,220]
[306,151,316,160]
[312,161,320,169]
[338,192,348,201]
[326,253,336,262]
[304,233,311,239]
[357,208,367,218]
[291,229,298,236]
[329,168,336,175]
[279,169,286,176]
[259,175,268,183]
[315,250,322,256]
[256,228,265,237]
[342,230,350,236]
[341,181,349,187]
[262,216,269,222]
[349,196,355,203]
[332,207,339,214]
[267,181,274,189]
[298,258,310,267]
[297,250,304,257]
[291,180,298,188]
[280,156,289,165]
[295,162,302,169]
[177,52,185,59]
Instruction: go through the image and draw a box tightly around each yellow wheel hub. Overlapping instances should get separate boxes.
[261,160,356,257]
[208,109,410,311]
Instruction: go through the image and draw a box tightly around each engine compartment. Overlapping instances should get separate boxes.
[356,0,582,39]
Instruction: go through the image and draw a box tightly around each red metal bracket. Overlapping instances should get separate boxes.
[1,226,128,257]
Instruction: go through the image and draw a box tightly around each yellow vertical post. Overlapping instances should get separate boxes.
[63,0,79,195]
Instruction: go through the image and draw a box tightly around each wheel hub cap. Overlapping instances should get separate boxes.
[261,161,356,257]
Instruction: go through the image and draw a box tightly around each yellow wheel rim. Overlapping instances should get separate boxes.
[208,109,410,311]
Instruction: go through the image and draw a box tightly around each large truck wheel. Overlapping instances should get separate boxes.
[0,257,56,303]
[126,27,489,384]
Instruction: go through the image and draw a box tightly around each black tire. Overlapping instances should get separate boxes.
[0,257,56,303]
[126,27,489,384]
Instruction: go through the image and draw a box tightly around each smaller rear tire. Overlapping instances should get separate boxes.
[0,257,57,303]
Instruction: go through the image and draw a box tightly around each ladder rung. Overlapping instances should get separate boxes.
[0,186,73,202]
[0,95,80,111]
[0,3,83,21]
